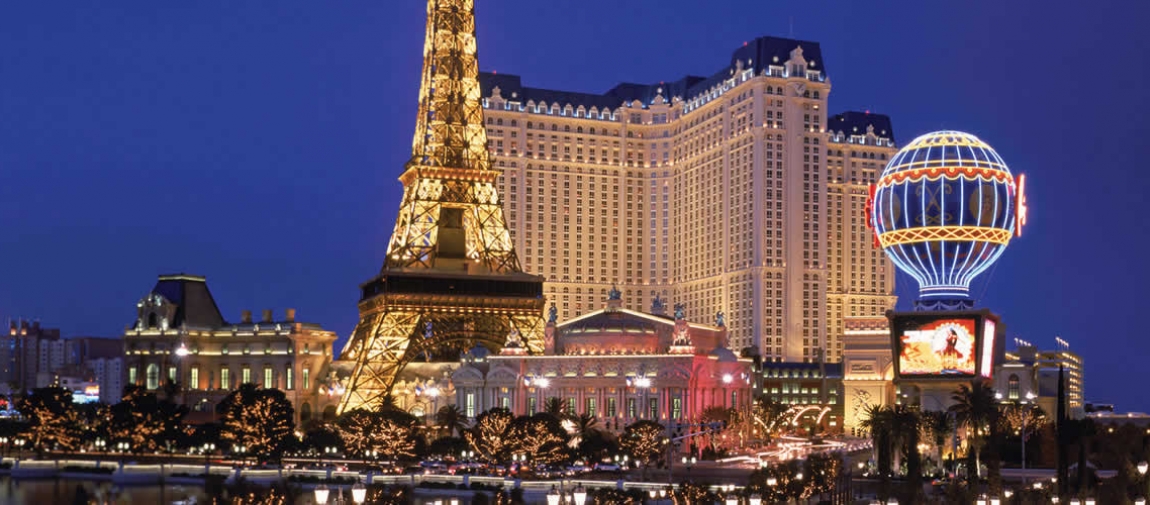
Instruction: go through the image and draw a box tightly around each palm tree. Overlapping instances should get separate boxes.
[921,410,954,472]
[859,404,895,501]
[949,380,1001,491]
[889,404,923,503]
[436,404,468,438]
[543,397,568,420]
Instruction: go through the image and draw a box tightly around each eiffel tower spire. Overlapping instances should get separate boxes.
[386,0,519,274]
[337,0,544,415]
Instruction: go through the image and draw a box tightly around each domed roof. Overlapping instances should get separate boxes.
[560,310,661,336]
[881,130,1011,179]
[709,346,738,363]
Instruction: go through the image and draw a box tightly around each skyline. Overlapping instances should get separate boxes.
[2,1,1149,409]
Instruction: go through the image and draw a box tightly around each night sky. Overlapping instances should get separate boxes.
[1,1,1148,409]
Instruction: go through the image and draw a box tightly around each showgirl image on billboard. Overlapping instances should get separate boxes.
[898,318,977,376]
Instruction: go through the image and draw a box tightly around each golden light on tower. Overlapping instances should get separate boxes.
[336,0,545,414]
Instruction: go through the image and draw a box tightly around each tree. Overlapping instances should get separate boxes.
[465,408,515,464]
[336,409,418,462]
[889,404,923,504]
[436,404,468,438]
[509,414,568,465]
[109,385,187,453]
[217,383,295,463]
[620,420,666,480]
[543,397,569,420]
[301,424,343,456]
[920,410,954,472]
[950,380,1002,492]
[859,404,894,501]
[749,397,789,443]
[18,386,82,454]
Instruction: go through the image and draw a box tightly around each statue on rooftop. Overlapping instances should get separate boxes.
[608,284,622,300]
[674,303,686,320]
[651,294,666,314]
[547,303,558,324]
[716,311,725,327]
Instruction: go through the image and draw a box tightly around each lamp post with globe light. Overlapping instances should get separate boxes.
[1139,461,1148,502]
[351,482,366,505]
[314,483,330,505]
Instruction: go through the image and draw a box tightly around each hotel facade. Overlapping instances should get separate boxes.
[478,36,897,363]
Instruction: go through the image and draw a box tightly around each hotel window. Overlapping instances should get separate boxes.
[168,366,177,383]
[221,367,230,390]
[264,367,273,388]
[607,397,617,418]
[466,393,476,418]
[286,367,294,390]
[529,397,537,415]
[128,367,138,386]
[303,368,310,390]
[586,398,597,417]
[242,367,251,385]
[672,397,682,420]
[190,367,199,390]
[649,400,658,420]
[501,396,510,409]
[145,364,159,390]
[1008,374,1020,400]
[627,398,637,418]
[567,397,576,414]
[731,391,739,409]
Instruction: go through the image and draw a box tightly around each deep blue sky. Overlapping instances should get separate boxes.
[1,1,1148,409]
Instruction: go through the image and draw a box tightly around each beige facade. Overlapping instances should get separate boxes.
[479,36,896,363]
[122,274,339,424]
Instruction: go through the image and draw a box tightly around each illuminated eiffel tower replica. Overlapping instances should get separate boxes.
[337,0,545,414]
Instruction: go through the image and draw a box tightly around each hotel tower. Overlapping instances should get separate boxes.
[479,36,896,363]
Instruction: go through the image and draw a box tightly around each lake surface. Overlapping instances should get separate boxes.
[0,478,483,505]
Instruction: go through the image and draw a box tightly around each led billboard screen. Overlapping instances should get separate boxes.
[897,318,978,376]
[890,310,1002,380]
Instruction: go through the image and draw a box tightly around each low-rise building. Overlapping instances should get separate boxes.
[122,274,338,425]
[452,291,752,430]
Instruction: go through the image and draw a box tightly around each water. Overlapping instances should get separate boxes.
[0,477,488,505]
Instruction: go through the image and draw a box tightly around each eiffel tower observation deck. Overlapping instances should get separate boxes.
[337,0,545,414]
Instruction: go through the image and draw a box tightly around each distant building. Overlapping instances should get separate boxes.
[2,320,63,395]
[757,360,844,432]
[994,338,1084,419]
[122,274,339,425]
[88,357,123,404]
[452,292,751,429]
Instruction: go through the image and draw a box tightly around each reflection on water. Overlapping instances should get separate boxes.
[0,478,481,505]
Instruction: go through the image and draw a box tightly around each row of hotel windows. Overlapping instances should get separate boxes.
[128,364,311,392]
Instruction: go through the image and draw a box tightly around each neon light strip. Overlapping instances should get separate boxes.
[878,226,1012,247]
[878,166,1013,187]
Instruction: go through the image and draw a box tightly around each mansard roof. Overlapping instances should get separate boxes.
[479,35,825,111]
[148,273,226,328]
[829,111,896,143]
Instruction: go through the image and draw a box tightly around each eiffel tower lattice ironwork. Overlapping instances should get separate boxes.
[337,0,545,414]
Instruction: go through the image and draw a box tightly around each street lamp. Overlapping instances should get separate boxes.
[314,483,330,504]
[749,494,762,505]
[573,484,587,505]
[351,482,366,504]
[548,485,562,505]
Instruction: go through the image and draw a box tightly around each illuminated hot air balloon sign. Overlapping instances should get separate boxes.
[867,131,1028,310]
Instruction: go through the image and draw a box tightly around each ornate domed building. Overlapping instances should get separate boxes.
[452,289,752,427]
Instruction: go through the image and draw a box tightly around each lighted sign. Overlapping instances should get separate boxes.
[980,319,997,378]
[897,318,978,376]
